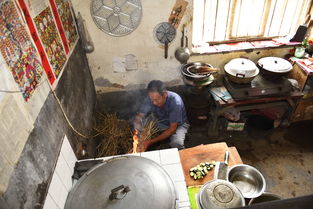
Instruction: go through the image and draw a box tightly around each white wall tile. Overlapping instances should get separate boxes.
[162,164,185,182]
[140,150,161,164]
[55,182,68,209]
[45,135,77,209]
[48,167,70,209]
[43,193,58,209]
[55,153,73,191]
[160,148,180,165]
[48,171,64,207]
[61,135,77,171]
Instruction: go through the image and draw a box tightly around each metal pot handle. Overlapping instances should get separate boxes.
[236,73,245,78]
[109,185,131,200]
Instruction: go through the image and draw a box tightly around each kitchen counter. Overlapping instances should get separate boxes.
[179,142,243,187]
[75,148,191,209]
[72,143,243,209]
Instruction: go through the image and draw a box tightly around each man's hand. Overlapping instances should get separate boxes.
[138,140,150,152]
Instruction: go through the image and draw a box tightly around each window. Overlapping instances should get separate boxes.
[192,0,313,45]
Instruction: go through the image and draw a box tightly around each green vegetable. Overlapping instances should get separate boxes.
[189,160,216,180]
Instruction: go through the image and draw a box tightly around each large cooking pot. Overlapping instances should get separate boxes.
[224,58,259,84]
[64,156,177,209]
[257,57,292,80]
[197,152,245,209]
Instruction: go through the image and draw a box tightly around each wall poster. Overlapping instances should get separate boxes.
[49,0,78,54]
[33,7,67,78]
[0,0,43,101]
[18,0,56,85]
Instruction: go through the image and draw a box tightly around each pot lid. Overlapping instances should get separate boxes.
[64,156,177,209]
[199,179,245,209]
[257,57,292,73]
[224,58,259,78]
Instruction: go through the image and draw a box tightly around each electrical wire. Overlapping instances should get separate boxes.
[1,76,96,139]
[50,86,99,139]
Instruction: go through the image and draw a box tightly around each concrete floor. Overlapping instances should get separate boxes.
[184,119,313,200]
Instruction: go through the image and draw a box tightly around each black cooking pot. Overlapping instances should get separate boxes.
[257,57,292,80]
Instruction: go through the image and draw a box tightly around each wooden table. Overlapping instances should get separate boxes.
[208,86,303,137]
[179,142,243,187]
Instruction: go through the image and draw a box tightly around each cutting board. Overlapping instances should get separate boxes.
[179,142,243,186]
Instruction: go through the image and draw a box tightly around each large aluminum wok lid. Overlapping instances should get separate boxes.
[64,156,177,209]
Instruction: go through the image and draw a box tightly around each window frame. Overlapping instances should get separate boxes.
[192,0,313,46]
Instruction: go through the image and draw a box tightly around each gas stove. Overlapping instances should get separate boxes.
[223,75,292,100]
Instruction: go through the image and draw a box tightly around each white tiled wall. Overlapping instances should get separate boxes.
[43,135,77,209]
[78,148,191,209]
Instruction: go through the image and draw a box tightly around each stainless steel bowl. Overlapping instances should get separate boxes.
[227,164,266,199]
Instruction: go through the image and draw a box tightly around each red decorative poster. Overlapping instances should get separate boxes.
[33,7,66,78]
[50,0,78,54]
[0,0,43,101]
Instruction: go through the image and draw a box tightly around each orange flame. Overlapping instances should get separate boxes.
[132,129,139,153]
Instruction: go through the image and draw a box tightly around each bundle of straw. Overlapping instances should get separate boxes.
[133,119,159,153]
[139,119,159,142]
[94,113,160,156]
[94,113,132,157]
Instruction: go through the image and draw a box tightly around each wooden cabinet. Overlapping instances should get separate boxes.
[288,62,313,122]
[291,99,313,122]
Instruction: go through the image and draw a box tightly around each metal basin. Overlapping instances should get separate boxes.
[227,164,266,199]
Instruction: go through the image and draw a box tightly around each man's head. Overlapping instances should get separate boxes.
[147,80,168,108]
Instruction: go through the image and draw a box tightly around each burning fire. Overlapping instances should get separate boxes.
[132,129,139,153]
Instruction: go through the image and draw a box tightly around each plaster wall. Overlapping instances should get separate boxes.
[71,0,294,94]
[0,56,50,194]
[71,0,194,92]
[0,42,96,209]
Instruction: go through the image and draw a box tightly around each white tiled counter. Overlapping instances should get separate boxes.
[77,148,191,209]
[44,143,191,209]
